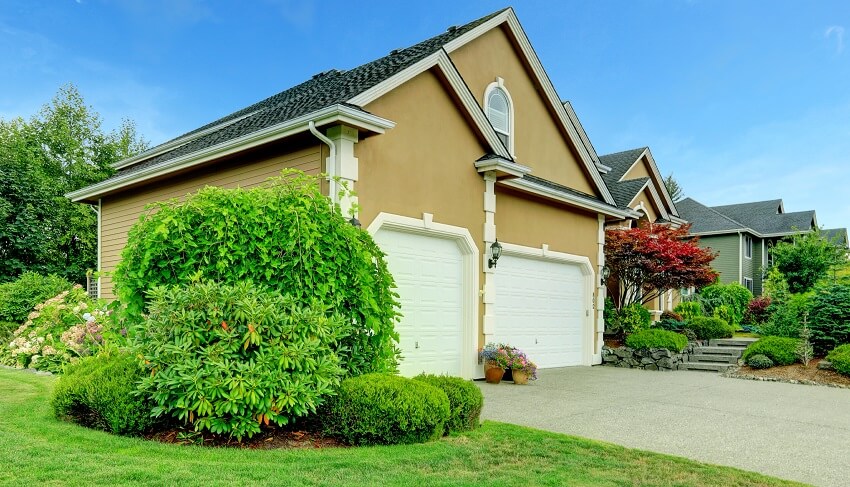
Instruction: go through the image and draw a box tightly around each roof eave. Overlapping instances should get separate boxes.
[501,177,637,219]
[67,104,395,203]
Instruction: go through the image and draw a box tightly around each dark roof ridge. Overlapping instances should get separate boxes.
[679,197,749,231]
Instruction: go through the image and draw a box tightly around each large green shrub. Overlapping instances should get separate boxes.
[758,293,811,339]
[741,337,799,366]
[414,374,483,434]
[687,316,734,340]
[0,286,122,372]
[134,281,348,440]
[114,170,400,376]
[625,329,688,352]
[324,373,450,445]
[826,344,850,376]
[673,301,703,321]
[698,283,753,327]
[615,303,652,335]
[52,350,155,435]
[806,283,850,355]
[0,272,72,323]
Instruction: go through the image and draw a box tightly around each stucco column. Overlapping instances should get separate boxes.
[595,213,605,364]
[482,172,497,351]
[326,125,359,218]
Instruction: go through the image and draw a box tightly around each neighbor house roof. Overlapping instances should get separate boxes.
[679,196,820,237]
[821,228,850,248]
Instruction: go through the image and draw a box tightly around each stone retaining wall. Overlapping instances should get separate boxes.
[601,344,697,371]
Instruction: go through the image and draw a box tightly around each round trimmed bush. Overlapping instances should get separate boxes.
[52,350,155,435]
[414,374,483,434]
[114,170,400,376]
[826,344,850,377]
[741,337,800,366]
[687,316,734,340]
[135,281,348,440]
[324,373,450,445]
[625,329,688,352]
[746,353,774,369]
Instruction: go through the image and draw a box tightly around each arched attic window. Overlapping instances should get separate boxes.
[485,78,514,154]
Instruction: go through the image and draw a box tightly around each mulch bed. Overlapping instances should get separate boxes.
[146,425,347,449]
[725,358,850,389]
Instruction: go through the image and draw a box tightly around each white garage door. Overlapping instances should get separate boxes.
[494,254,589,368]
[373,229,464,377]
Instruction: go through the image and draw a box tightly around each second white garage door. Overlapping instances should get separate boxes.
[494,253,590,368]
[372,229,465,377]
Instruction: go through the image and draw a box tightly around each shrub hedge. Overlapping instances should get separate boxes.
[414,374,483,434]
[625,329,688,352]
[826,344,850,376]
[0,272,72,324]
[687,316,734,340]
[746,354,774,369]
[52,350,155,435]
[324,373,450,445]
[741,337,800,366]
[699,283,753,327]
[113,170,401,376]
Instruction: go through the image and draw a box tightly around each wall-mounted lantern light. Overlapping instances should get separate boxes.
[349,216,362,228]
[488,240,503,268]
[601,265,610,285]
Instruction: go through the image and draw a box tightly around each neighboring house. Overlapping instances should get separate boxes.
[596,147,688,315]
[676,198,848,295]
[68,8,647,378]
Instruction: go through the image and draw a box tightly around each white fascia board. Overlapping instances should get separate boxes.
[113,109,263,170]
[641,148,678,216]
[501,178,635,219]
[474,158,531,178]
[68,105,395,202]
[562,101,602,167]
[347,50,512,160]
[624,179,669,220]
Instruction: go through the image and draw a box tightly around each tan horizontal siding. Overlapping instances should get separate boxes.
[99,143,323,300]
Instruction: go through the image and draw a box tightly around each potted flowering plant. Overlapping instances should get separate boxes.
[479,342,511,383]
[506,347,538,385]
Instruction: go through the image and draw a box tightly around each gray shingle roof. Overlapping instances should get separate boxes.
[106,8,508,183]
[822,228,849,248]
[598,147,647,184]
[676,198,748,234]
[711,200,783,222]
[607,177,648,209]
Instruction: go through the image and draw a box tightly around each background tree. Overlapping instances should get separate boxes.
[0,84,147,283]
[605,222,717,310]
[769,229,846,294]
[663,172,684,202]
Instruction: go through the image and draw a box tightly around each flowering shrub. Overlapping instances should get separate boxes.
[743,297,772,326]
[0,286,123,372]
[479,342,511,369]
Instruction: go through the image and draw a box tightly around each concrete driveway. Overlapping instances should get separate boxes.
[478,366,850,487]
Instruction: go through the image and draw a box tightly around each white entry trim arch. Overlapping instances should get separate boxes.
[497,242,596,366]
[367,212,480,379]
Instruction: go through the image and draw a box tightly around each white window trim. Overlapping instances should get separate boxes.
[744,235,753,260]
[484,77,515,156]
[366,212,480,380]
[743,277,754,293]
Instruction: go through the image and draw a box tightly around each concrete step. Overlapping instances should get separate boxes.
[709,338,758,348]
[679,362,734,372]
[686,354,739,364]
[692,346,743,357]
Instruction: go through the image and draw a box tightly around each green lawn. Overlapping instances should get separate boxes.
[0,368,805,487]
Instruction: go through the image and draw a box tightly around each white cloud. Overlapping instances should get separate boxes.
[825,25,845,54]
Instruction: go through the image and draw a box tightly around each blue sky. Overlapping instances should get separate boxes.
[2,1,849,228]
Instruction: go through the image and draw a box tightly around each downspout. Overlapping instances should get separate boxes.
[308,121,337,204]
[738,231,743,285]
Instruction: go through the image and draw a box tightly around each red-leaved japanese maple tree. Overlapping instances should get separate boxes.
[605,222,717,310]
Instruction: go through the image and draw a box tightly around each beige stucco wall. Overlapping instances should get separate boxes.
[449,26,598,197]
[623,156,651,181]
[99,142,323,299]
[631,187,661,222]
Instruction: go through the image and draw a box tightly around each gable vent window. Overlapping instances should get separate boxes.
[484,78,514,154]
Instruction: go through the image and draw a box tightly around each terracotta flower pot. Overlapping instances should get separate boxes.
[512,370,530,385]
[484,366,504,384]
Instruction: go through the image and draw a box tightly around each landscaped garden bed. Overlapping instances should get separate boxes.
[726,358,850,389]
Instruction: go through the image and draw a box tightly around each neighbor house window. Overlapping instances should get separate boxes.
[743,277,754,293]
[485,78,514,153]
[744,235,753,259]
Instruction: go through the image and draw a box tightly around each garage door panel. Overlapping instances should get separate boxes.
[494,253,588,368]
[374,229,464,377]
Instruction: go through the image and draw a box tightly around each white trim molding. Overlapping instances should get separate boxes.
[595,214,605,364]
[366,212,480,380]
[501,177,638,219]
[483,77,515,156]
[474,156,531,179]
[498,242,596,367]
[68,105,395,203]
